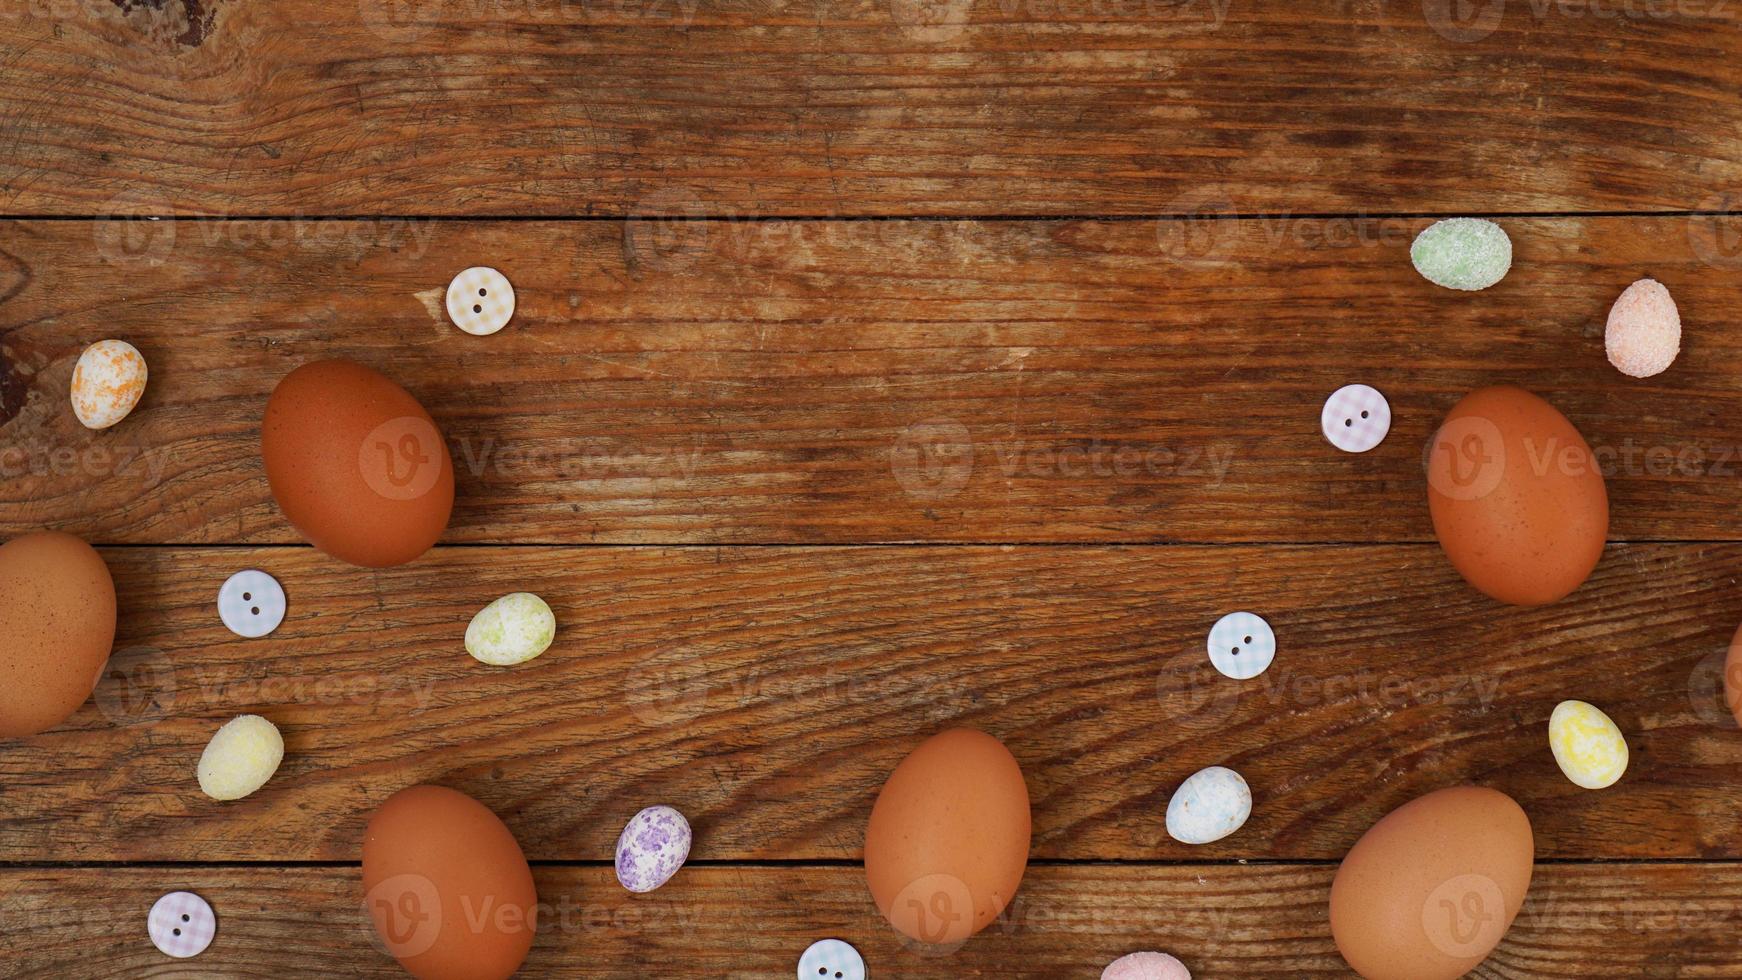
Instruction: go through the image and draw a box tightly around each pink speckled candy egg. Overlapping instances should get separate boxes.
[615,804,691,893]
[1103,951,1192,980]
[1605,278,1680,378]
[70,339,147,429]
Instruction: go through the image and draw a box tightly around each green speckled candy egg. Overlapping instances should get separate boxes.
[465,592,556,666]
[1410,218,1512,291]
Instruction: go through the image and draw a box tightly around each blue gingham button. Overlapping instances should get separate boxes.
[217,570,285,639]
[798,938,866,980]
[1206,611,1275,680]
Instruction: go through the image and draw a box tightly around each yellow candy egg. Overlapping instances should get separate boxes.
[197,714,284,801]
[70,339,148,430]
[1548,700,1628,790]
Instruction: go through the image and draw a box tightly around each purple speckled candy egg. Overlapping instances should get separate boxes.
[614,805,692,893]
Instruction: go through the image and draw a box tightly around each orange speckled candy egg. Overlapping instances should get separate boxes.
[863,728,1031,948]
[1330,786,1534,980]
[70,339,148,429]
[363,785,537,980]
[1426,386,1607,605]
[0,531,116,737]
[262,359,454,568]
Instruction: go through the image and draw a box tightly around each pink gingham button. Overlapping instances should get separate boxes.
[148,891,215,958]
[445,266,516,336]
[1320,384,1390,453]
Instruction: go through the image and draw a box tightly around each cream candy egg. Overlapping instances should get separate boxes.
[1103,951,1192,980]
[1605,278,1680,378]
[465,592,556,666]
[615,804,691,893]
[197,714,284,801]
[1548,700,1628,789]
[1166,765,1251,845]
[70,339,147,429]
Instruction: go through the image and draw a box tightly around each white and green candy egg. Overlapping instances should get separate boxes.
[465,592,556,666]
[1410,217,1512,291]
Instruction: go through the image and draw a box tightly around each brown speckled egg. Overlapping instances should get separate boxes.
[0,531,116,738]
[1426,386,1607,605]
[864,727,1031,947]
[262,359,453,568]
[1331,786,1534,980]
[363,785,537,980]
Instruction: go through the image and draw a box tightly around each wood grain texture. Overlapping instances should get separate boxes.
[3,863,1740,977]
[2,544,1737,863]
[1,2,1741,215]
[5,215,1742,544]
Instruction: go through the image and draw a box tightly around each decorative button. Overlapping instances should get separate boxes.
[217,570,285,639]
[148,891,215,958]
[1321,384,1390,453]
[446,267,516,336]
[1206,611,1275,680]
[798,938,867,980]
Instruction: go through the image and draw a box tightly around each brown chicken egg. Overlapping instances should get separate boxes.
[1426,386,1607,605]
[1330,786,1534,980]
[0,531,116,738]
[863,727,1031,948]
[1725,623,1742,729]
[362,785,537,980]
[262,359,454,567]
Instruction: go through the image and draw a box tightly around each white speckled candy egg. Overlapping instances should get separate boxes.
[1410,218,1512,291]
[70,339,147,429]
[1166,765,1251,845]
[465,592,556,666]
[615,805,691,893]
[197,714,284,801]
[1605,278,1681,378]
[1549,699,1628,789]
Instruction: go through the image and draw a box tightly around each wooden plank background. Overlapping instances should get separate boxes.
[3,0,1741,976]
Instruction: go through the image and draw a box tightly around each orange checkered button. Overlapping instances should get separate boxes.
[445,266,515,336]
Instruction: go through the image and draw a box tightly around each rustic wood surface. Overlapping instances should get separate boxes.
[5,216,1742,544]
[3,2,1742,216]
[2,544,1739,864]
[4,863,1741,978]
[4,0,1741,975]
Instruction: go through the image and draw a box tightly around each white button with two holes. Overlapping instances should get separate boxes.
[148,890,215,958]
[217,570,285,639]
[1320,384,1391,453]
[1206,611,1275,680]
[446,266,516,336]
[798,938,866,980]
